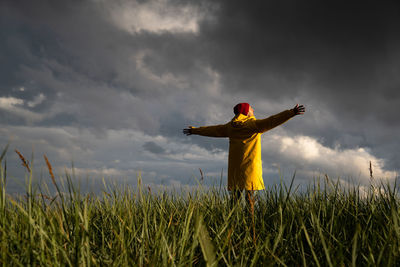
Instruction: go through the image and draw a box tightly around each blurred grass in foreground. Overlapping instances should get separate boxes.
[1,147,400,266]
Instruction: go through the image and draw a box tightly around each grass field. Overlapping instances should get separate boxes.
[1,149,400,266]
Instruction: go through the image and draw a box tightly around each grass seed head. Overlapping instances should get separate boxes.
[44,154,56,187]
[15,149,30,173]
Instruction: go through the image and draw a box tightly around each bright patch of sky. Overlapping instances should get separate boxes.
[110,0,204,34]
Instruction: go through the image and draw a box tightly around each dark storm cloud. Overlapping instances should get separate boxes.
[3,0,399,126]
[199,0,400,95]
[0,1,176,133]
[1,0,399,193]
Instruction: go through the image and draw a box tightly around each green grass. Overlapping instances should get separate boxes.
[1,148,400,266]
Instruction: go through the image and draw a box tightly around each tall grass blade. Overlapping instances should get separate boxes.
[197,214,217,267]
[0,144,9,163]
[302,223,321,267]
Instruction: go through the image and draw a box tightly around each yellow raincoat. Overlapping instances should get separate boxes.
[191,109,296,190]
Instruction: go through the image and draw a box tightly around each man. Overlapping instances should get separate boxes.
[183,103,305,202]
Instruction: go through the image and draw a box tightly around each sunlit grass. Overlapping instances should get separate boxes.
[1,147,400,266]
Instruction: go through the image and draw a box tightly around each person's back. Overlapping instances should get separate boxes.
[227,113,263,190]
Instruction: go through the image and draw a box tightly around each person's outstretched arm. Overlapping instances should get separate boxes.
[183,123,229,137]
[254,104,305,133]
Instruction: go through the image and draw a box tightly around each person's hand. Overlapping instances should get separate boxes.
[183,126,194,136]
[292,104,305,115]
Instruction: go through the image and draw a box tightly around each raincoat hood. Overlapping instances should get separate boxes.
[231,114,255,128]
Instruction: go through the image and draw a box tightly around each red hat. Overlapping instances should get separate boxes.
[233,103,250,115]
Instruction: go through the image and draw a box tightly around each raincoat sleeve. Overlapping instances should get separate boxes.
[254,109,295,133]
[190,123,229,137]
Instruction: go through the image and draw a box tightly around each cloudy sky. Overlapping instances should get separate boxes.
[1,0,399,193]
